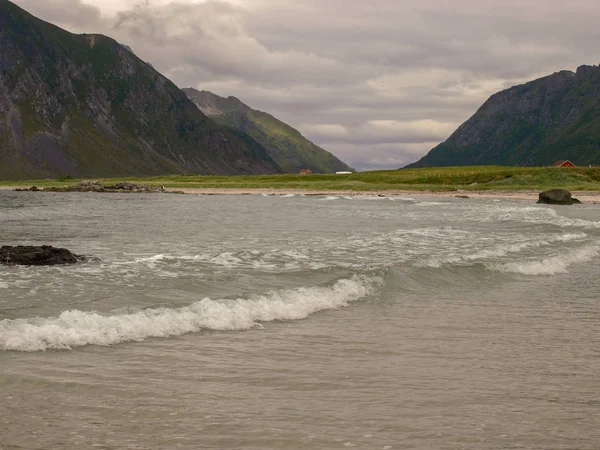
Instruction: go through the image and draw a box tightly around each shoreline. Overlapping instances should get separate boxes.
[167,187,600,203]
[3,185,600,202]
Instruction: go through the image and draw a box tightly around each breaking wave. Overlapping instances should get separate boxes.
[0,275,382,352]
[419,232,590,268]
[489,242,600,275]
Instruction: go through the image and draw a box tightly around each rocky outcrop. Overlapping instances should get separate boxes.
[0,0,279,180]
[0,245,81,265]
[408,64,600,168]
[537,189,582,205]
[15,181,177,193]
[184,89,353,174]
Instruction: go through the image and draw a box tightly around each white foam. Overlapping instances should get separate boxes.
[0,275,381,352]
[418,233,588,268]
[0,282,8,289]
[135,254,166,263]
[464,233,587,261]
[477,206,600,229]
[210,252,243,267]
[260,193,295,198]
[490,242,600,275]
[351,195,393,201]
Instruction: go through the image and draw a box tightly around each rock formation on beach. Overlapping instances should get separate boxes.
[0,0,280,180]
[537,189,581,205]
[15,181,177,193]
[408,64,600,168]
[184,89,353,174]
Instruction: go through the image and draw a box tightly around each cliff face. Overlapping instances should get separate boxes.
[0,0,279,180]
[408,65,600,168]
[184,88,353,174]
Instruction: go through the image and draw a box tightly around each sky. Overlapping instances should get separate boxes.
[13,0,600,170]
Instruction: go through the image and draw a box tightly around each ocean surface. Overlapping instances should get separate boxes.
[1,191,599,449]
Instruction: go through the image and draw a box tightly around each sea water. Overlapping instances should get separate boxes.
[1,191,599,449]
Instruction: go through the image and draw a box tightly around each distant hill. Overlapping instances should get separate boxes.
[0,0,279,180]
[408,64,600,168]
[183,89,353,173]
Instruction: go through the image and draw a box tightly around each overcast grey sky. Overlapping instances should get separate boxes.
[14,0,600,170]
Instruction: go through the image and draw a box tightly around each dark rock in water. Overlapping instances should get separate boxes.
[0,245,80,266]
[455,195,470,199]
[537,189,581,205]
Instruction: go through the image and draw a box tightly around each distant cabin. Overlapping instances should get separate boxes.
[336,171,353,175]
[553,160,576,168]
[299,169,313,175]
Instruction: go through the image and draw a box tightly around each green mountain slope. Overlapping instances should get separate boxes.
[0,0,279,180]
[183,89,353,173]
[408,65,600,168]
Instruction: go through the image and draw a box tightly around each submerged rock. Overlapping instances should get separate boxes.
[537,189,581,205]
[0,245,83,266]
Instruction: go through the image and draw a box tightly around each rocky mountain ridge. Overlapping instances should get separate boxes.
[184,88,353,174]
[0,0,279,180]
[408,64,600,168]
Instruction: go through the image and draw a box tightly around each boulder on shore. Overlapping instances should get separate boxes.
[0,245,82,266]
[537,189,581,205]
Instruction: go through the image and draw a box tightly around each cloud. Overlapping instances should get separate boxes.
[12,0,600,169]
[16,0,102,28]
[299,120,457,145]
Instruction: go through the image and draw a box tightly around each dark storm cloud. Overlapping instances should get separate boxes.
[12,0,600,170]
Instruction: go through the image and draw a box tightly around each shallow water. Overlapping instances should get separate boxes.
[1,192,599,449]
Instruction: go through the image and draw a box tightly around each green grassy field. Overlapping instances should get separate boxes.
[3,166,600,192]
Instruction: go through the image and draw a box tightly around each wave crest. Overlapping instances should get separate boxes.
[0,275,381,352]
[488,243,600,275]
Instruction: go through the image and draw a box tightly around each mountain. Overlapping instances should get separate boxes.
[183,89,353,173]
[408,65,600,168]
[0,0,279,180]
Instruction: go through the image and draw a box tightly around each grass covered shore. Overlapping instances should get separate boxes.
[2,166,600,192]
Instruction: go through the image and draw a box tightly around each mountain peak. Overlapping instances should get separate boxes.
[182,88,250,116]
[184,88,353,173]
[407,64,600,168]
[0,0,278,179]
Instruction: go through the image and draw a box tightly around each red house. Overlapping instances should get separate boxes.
[299,169,313,175]
[552,160,576,168]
